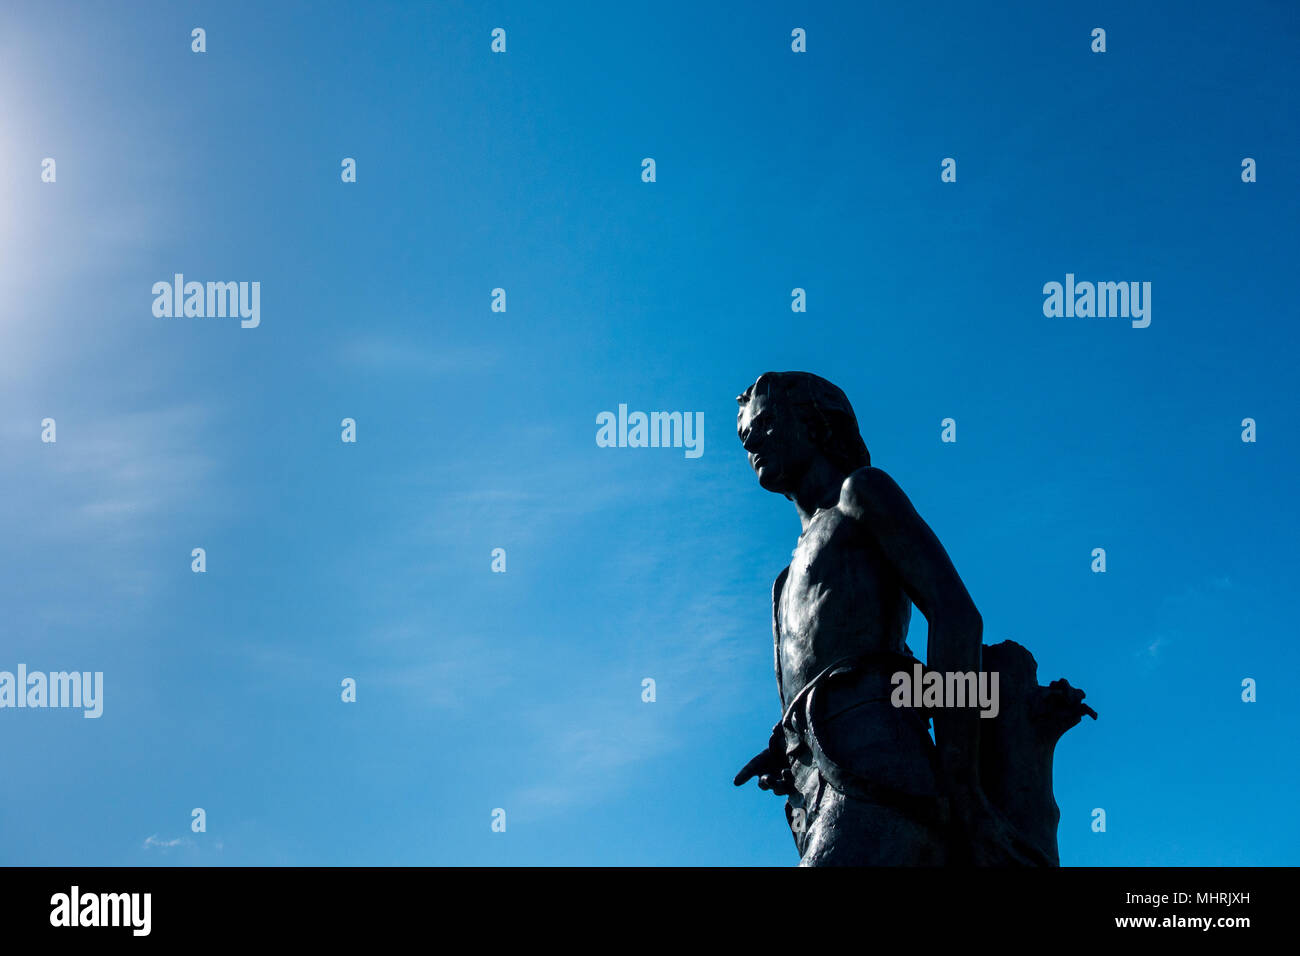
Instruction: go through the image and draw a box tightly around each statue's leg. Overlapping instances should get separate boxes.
[798,786,949,866]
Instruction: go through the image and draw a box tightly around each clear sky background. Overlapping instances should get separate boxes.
[1,0,1297,866]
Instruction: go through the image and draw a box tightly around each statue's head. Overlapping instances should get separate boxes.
[736,371,870,495]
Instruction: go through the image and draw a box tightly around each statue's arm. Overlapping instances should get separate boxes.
[841,466,1056,865]
[771,566,789,712]
[732,567,794,795]
[838,466,983,794]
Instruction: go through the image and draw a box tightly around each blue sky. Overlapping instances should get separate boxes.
[1,0,1297,865]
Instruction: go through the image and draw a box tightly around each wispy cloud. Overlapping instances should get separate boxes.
[504,601,749,818]
[142,834,192,851]
[339,337,498,376]
[0,402,218,598]
[497,490,754,819]
[1135,575,1236,665]
[9,403,216,532]
[510,716,678,816]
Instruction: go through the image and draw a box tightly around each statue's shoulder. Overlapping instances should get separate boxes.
[837,465,900,522]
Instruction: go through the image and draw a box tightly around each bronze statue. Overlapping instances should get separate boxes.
[733,372,1095,865]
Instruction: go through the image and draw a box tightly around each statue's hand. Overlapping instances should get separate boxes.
[733,725,795,796]
[1035,678,1098,739]
[950,787,1053,867]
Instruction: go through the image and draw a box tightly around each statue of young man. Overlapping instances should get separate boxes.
[733,371,1087,866]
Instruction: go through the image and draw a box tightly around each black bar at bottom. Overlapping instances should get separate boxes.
[0,866,1278,941]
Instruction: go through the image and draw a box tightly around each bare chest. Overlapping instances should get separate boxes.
[777,510,910,699]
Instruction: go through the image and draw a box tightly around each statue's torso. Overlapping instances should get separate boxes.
[772,503,947,860]
[777,505,913,708]
[775,504,944,853]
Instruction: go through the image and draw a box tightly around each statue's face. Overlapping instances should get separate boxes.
[737,390,818,495]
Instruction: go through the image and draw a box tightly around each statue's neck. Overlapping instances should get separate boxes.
[790,457,848,531]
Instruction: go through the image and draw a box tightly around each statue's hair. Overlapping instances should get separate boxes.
[736,371,870,473]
